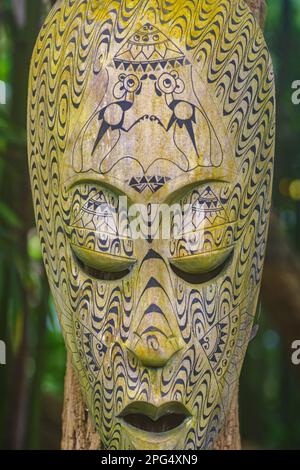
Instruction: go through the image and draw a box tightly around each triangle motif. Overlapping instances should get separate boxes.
[114,23,188,72]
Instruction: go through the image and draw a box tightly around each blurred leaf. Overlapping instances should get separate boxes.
[27,230,42,261]
[0,201,22,228]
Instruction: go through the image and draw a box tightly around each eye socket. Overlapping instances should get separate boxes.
[158,74,176,94]
[169,248,233,285]
[123,74,140,93]
[71,244,135,281]
[157,72,184,95]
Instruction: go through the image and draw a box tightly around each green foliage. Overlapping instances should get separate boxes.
[0,201,22,228]
[239,0,300,449]
[0,0,65,450]
[240,313,300,449]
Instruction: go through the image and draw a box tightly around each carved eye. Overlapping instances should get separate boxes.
[169,247,233,285]
[123,74,140,93]
[156,72,185,96]
[157,73,176,94]
[113,74,140,98]
[72,244,136,281]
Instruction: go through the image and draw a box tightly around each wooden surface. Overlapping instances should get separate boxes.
[62,0,265,450]
[60,0,266,451]
[60,0,267,451]
[61,354,241,450]
[246,0,266,26]
[62,355,101,450]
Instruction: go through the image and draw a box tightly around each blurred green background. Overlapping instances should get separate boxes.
[0,0,300,450]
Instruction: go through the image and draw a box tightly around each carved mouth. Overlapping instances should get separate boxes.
[119,402,190,434]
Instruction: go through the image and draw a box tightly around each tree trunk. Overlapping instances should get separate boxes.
[1,0,47,450]
[61,0,266,451]
[61,355,101,450]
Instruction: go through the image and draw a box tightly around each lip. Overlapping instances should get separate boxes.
[118,401,191,435]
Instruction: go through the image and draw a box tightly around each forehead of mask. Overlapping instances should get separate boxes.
[64,61,235,190]
[48,1,273,205]
[31,1,275,209]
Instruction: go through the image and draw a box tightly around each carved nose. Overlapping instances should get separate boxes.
[125,307,183,368]
[127,329,182,367]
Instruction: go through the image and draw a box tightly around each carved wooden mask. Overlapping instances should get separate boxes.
[28,0,275,450]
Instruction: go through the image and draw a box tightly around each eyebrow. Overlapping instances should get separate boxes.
[65,174,135,203]
[65,169,231,205]
[159,172,230,204]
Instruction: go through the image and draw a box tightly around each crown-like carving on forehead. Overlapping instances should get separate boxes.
[113,22,190,72]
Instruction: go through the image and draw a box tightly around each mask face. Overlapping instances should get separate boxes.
[28,0,275,450]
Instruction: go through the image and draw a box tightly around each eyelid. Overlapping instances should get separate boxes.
[71,244,136,273]
[169,246,233,275]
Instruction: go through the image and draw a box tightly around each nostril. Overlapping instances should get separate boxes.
[146,334,160,352]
